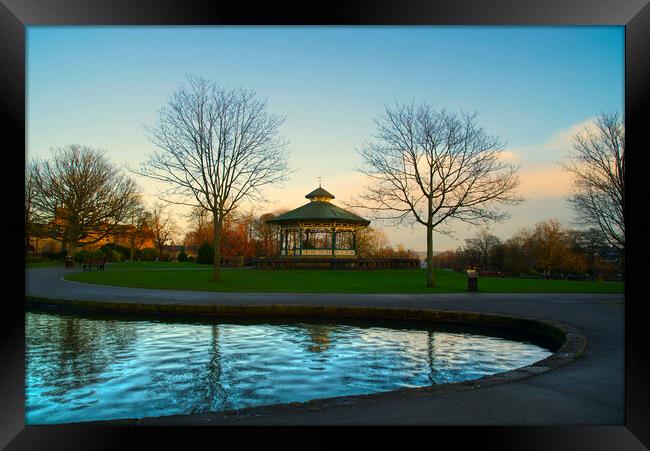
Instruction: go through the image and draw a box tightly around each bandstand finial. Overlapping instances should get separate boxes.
[318,176,322,188]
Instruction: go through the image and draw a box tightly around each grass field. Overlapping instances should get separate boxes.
[62,262,624,294]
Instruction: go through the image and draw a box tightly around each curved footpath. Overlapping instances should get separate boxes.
[25,266,625,426]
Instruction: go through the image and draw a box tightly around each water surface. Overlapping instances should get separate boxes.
[26,311,554,424]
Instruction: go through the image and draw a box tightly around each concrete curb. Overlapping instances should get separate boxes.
[25,295,587,426]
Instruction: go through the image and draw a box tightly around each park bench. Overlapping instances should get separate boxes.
[82,256,108,272]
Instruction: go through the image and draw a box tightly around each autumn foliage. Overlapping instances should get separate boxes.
[182,209,412,259]
[431,219,621,280]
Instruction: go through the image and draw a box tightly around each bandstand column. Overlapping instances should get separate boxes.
[331,225,336,256]
[284,228,289,256]
[299,227,303,256]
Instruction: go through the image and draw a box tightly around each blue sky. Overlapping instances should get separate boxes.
[26,26,624,251]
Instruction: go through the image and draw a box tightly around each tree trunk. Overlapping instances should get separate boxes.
[70,242,77,266]
[130,243,135,262]
[212,214,222,281]
[426,224,434,287]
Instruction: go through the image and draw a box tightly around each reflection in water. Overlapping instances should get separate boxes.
[26,313,137,398]
[302,324,334,353]
[427,330,437,385]
[204,325,226,410]
[25,311,553,424]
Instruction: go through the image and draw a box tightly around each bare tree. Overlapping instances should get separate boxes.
[183,206,214,249]
[30,144,140,263]
[150,203,179,258]
[25,159,38,252]
[354,226,390,258]
[124,202,154,261]
[252,209,289,257]
[560,112,624,252]
[352,103,523,286]
[137,76,291,280]
[464,229,502,271]
[568,227,609,281]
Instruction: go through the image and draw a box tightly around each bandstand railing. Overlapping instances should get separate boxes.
[251,257,420,270]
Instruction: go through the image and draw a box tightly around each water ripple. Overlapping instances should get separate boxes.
[25,311,553,424]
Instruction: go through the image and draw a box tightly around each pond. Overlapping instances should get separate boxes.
[25,310,555,424]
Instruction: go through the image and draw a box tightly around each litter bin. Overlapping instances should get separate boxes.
[466,269,478,291]
[65,256,73,268]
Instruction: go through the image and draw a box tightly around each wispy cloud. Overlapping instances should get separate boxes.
[516,164,573,198]
[503,117,596,164]
[505,117,597,199]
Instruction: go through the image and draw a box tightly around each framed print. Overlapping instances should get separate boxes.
[3,0,649,448]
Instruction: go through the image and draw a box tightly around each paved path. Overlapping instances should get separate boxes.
[25,266,626,426]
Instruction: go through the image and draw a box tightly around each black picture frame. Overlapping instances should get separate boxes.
[3,0,648,448]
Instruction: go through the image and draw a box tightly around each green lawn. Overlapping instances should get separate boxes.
[63,265,624,294]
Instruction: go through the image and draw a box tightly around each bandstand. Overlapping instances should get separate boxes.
[266,186,370,258]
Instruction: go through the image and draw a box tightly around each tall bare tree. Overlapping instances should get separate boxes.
[29,144,140,263]
[353,103,523,286]
[560,112,624,252]
[138,76,291,280]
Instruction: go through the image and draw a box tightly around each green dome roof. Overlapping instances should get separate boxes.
[267,187,370,226]
[305,187,335,200]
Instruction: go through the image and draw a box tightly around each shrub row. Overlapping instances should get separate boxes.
[34,244,202,263]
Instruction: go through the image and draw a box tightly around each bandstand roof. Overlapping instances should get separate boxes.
[305,187,335,200]
[267,187,370,226]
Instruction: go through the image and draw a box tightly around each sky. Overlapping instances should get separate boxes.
[26,26,624,252]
